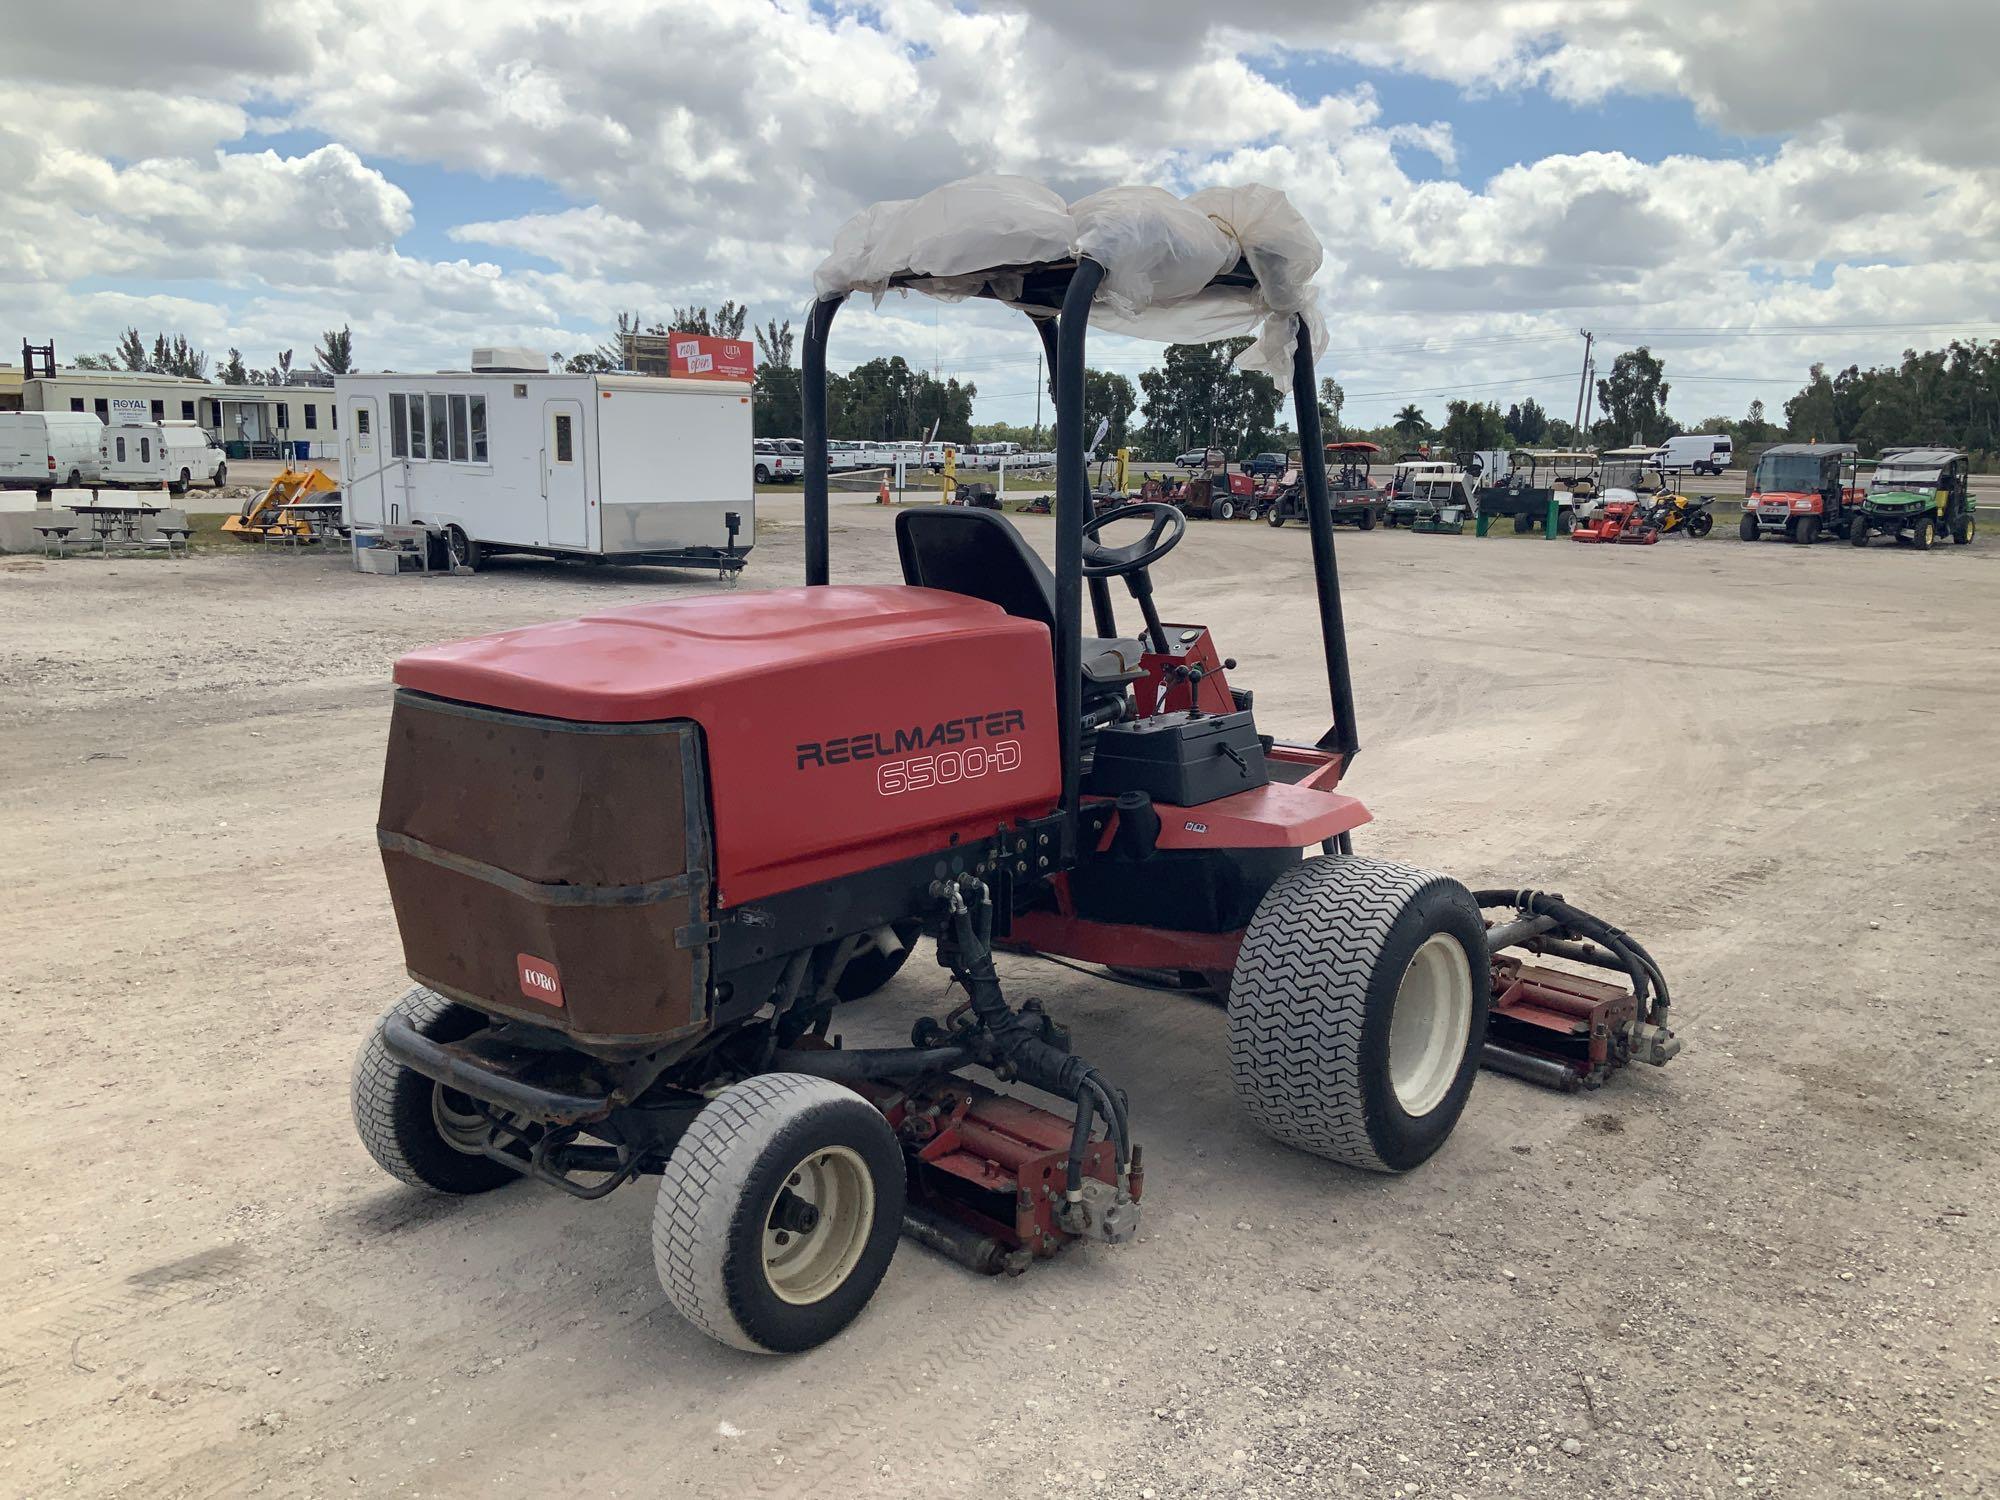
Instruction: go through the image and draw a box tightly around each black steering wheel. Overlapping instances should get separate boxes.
[1082,503,1187,579]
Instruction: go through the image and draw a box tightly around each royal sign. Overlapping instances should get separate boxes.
[667,332,755,382]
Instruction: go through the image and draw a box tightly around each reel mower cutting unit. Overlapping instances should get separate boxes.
[350,176,1681,1355]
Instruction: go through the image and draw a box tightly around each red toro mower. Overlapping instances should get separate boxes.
[1571,492,1660,544]
[352,179,1680,1354]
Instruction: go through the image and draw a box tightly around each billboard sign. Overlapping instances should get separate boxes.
[666,332,755,383]
[110,397,152,425]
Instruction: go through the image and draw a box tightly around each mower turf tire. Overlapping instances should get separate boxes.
[653,1072,905,1354]
[350,987,520,1195]
[1228,855,1488,1174]
[834,920,923,1002]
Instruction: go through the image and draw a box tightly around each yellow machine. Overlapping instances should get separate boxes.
[221,466,339,541]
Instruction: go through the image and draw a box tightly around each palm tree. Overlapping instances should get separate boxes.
[1392,404,1428,445]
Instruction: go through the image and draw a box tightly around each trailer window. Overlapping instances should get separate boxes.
[448,394,470,462]
[71,398,85,412]
[554,412,574,464]
[304,404,318,431]
[408,395,428,459]
[428,395,449,462]
[151,400,164,422]
[469,396,487,462]
[181,400,195,422]
[389,395,408,457]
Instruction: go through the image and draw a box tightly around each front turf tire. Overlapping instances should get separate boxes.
[1850,517,1869,547]
[1739,512,1758,541]
[653,1073,905,1354]
[351,988,519,1195]
[1229,856,1489,1174]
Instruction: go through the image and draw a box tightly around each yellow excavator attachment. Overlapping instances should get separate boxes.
[221,466,338,541]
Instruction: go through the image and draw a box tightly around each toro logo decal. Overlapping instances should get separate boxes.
[517,953,565,1008]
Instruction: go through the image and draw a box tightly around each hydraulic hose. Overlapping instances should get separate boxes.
[1473,889,1670,1026]
[770,1044,974,1083]
[941,885,1131,1195]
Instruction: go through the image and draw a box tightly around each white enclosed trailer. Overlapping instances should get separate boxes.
[334,355,754,572]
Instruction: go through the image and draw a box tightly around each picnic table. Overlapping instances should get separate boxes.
[274,497,348,548]
[69,500,164,555]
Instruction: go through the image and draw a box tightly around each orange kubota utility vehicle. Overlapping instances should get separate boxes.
[351,178,1680,1355]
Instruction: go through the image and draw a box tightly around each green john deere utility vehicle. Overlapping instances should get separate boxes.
[1850,448,1974,549]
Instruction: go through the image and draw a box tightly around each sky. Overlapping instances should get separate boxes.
[3,0,1997,432]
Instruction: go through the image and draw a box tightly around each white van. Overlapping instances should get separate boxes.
[0,411,106,488]
[100,422,228,492]
[1656,433,1733,476]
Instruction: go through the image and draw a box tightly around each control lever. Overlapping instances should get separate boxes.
[1218,742,1250,778]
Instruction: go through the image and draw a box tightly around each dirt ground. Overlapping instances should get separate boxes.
[2,499,1995,1499]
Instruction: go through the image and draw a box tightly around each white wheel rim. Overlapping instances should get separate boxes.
[762,1146,874,1306]
[431,1084,492,1156]
[1387,934,1474,1117]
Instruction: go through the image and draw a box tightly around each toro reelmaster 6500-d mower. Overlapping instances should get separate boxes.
[351,178,1680,1354]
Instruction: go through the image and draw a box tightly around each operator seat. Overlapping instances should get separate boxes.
[893,506,1146,689]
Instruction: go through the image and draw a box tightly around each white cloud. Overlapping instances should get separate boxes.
[0,0,1993,427]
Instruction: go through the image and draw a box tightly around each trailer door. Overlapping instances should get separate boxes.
[345,396,385,525]
[543,400,588,548]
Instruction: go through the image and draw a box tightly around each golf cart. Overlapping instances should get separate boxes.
[351,176,1679,1356]
[1482,450,1591,535]
[1850,448,1973,549]
[1740,443,1862,543]
[1386,462,1476,533]
[1265,441,1385,529]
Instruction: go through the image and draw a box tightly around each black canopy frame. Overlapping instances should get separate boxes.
[801,256,1358,865]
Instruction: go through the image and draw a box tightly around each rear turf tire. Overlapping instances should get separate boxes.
[1953,511,1974,545]
[1358,508,1376,531]
[1216,498,1235,521]
[653,1074,904,1354]
[351,988,519,1195]
[1229,856,1489,1173]
[833,921,922,1002]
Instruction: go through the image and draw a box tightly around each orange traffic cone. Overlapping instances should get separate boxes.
[878,477,891,505]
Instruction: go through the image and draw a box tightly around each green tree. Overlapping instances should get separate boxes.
[218,348,249,385]
[830,356,975,443]
[72,352,120,370]
[1082,367,1137,451]
[1319,377,1345,438]
[671,301,748,338]
[116,328,147,371]
[1391,404,1429,446]
[1594,346,1673,445]
[314,325,355,374]
[751,316,801,438]
[1505,397,1549,446]
[1137,338,1280,458]
[1438,399,1507,457]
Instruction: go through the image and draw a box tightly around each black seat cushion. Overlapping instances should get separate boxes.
[896,505,1056,628]
[895,505,1144,687]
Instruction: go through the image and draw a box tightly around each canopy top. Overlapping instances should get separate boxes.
[813,174,1328,392]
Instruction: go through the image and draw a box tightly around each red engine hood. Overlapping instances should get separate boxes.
[395,585,1024,722]
[393,585,1063,905]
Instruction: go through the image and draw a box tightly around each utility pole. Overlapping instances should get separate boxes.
[1572,329,1595,441]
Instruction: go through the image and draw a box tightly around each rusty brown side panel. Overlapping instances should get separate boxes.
[378,691,713,1052]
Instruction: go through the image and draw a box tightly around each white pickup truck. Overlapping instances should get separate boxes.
[752,438,804,485]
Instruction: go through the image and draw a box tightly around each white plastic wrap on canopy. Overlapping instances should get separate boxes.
[813,174,1328,392]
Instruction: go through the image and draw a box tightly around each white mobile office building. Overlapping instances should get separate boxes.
[334,352,755,571]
